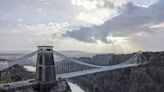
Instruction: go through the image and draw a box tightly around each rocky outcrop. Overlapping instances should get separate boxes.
[52,79,71,92]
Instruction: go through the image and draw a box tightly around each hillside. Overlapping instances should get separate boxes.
[71,52,164,92]
[0,65,34,83]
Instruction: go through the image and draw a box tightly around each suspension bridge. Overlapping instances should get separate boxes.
[0,46,148,92]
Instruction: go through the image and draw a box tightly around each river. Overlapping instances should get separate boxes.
[68,82,84,92]
[24,66,85,92]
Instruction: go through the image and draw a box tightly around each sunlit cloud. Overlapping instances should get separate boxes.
[69,0,130,25]
[70,0,130,10]
[75,9,118,25]
[150,22,164,29]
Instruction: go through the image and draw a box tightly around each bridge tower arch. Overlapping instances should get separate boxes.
[36,46,56,82]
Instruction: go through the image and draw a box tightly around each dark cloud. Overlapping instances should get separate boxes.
[64,0,164,43]
[63,26,110,43]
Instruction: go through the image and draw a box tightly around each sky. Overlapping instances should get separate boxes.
[0,0,163,53]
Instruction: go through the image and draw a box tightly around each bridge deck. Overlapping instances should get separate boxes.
[57,63,140,79]
[0,79,39,90]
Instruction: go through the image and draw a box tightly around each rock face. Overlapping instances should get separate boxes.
[72,52,164,92]
[15,87,36,92]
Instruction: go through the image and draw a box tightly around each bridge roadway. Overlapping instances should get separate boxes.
[0,79,59,90]
[0,79,39,90]
[56,63,140,79]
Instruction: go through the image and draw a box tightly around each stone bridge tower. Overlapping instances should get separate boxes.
[36,46,56,82]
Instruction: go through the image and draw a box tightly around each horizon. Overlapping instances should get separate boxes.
[0,49,163,54]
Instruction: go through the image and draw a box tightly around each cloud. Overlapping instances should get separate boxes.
[70,0,130,10]
[0,0,163,53]
[0,22,70,49]
[17,18,24,22]
[0,0,83,27]
[63,0,164,51]
[23,23,70,44]
[35,8,47,15]
[132,0,159,8]
[150,22,164,29]
[75,9,118,25]
[0,21,135,53]
[70,0,130,25]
